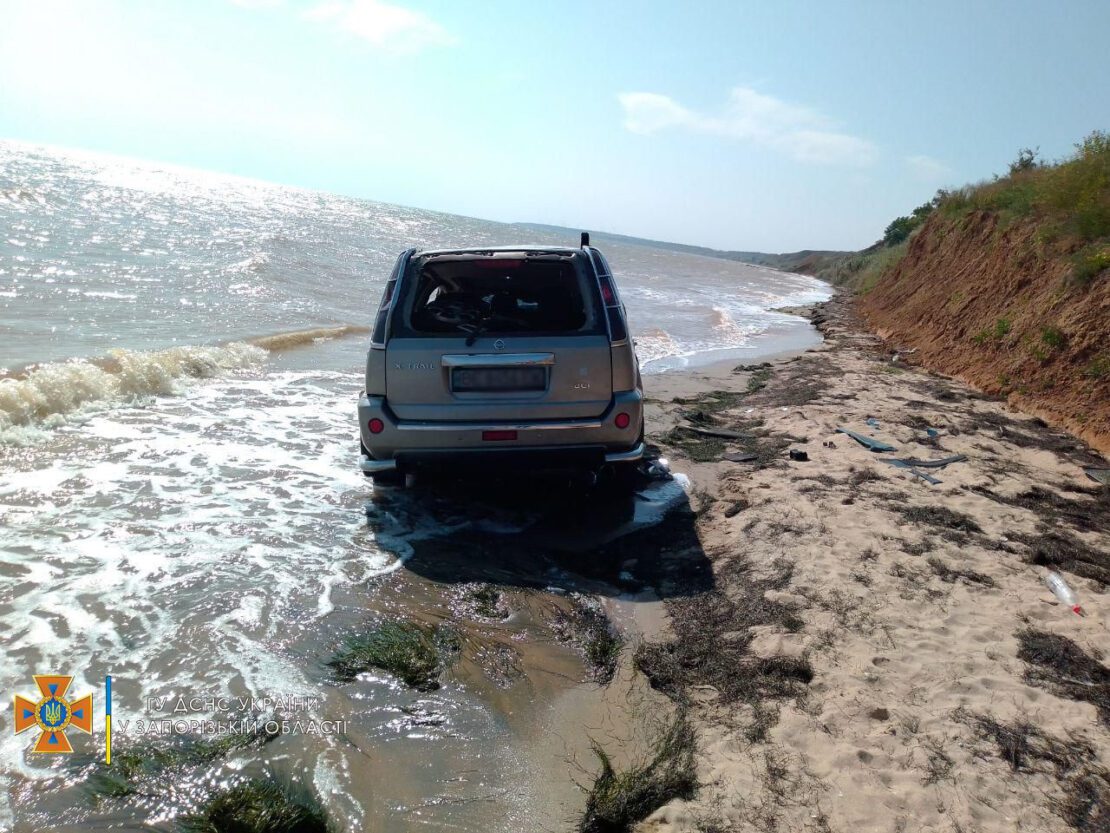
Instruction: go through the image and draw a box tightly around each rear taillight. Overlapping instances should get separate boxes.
[606,307,628,341]
[589,250,629,344]
[371,278,396,345]
[368,418,384,434]
[615,412,631,429]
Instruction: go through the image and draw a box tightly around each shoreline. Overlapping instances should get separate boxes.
[624,292,1109,832]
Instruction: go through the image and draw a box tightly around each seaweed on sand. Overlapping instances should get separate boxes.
[86,723,279,800]
[1017,629,1110,727]
[634,559,810,706]
[551,594,624,685]
[180,780,330,833]
[890,503,983,543]
[972,484,1110,535]
[328,620,458,691]
[954,708,1091,774]
[579,711,697,833]
[954,708,1110,833]
[926,556,995,587]
[1011,528,1110,587]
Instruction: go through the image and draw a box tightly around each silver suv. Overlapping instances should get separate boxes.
[357,235,644,484]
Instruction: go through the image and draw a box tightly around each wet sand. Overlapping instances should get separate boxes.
[629,294,1110,832]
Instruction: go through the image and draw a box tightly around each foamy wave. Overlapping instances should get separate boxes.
[0,326,372,443]
[0,342,265,440]
[709,306,756,342]
[229,251,270,274]
[634,327,683,363]
[710,307,731,329]
[247,325,368,351]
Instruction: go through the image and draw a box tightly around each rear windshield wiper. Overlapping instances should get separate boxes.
[463,315,490,346]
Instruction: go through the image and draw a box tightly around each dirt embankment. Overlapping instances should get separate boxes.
[858,211,1110,452]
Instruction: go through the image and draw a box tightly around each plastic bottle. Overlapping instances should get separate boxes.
[1044,571,1083,616]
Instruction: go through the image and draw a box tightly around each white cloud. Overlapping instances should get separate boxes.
[618,86,876,166]
[618,93,692,135]
[906,154,952,182]
[303,0,454,54]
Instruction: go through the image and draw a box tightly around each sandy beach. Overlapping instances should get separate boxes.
[621,293,1109,833]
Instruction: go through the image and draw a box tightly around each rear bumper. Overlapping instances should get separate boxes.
[357,389,644,473]
[360,442,645,474]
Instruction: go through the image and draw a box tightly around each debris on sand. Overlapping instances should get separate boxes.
[836,427,896,452]
[882,453,967,469]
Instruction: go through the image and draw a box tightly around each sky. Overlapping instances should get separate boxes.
[1,0,1108,252]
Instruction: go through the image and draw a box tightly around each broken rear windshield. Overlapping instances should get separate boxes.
[405,255,601,336]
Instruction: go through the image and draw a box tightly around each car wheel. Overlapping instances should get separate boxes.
[602,420,645,490]
[604,460,642,490]
[370,470,405,487]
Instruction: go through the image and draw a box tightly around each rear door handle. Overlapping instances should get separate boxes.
[441,353,555,367]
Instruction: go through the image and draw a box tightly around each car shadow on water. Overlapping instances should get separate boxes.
[364,468,714,600]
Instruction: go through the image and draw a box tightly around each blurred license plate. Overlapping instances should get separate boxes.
[452,366,546,392]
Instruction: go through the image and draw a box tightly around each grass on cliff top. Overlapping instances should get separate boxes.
[940,131,1110,284]
[826,130,1110,291]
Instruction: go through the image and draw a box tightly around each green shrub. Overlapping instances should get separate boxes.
[1008,147,1040,175]
[882,198,936,246]
[1040,326,1067,349]
[1072,246,1110,285]
[1047,131,1110,240]
[883,216,915,246]
[854,240,910,293]
[1084,355,1110,379]
[935,186,973,215]
[973,317,1013,346]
